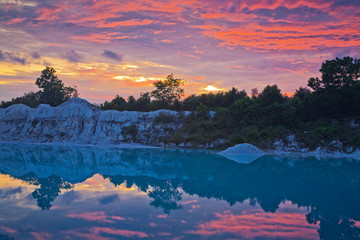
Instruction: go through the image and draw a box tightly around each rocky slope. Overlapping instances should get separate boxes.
[1,98,359,156]
[271,134,360,156]
[0,98,188,145]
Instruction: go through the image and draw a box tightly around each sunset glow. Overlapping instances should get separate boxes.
[204,85,223,91]
[1,0,359,102]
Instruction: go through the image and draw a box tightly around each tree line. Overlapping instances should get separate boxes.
[2,57,359,121]
[1,56,359,149]
[99,57,360,120]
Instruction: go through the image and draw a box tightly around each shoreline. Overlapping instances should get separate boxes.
[1,140,359,159]
[266,149,360,159]
[0,140,159,149]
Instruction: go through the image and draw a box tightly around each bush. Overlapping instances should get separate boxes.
[121,124,138,140]
[154,113,175,124]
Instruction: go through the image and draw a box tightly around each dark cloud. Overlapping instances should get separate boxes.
[98,194,119,205]
[31,52,40,59]
[0,50,26,64]
[333,0,360,7]
[65,49,82,62]
[7,53,26,64]
[61,190,79,205]
[101,50,123,61]
[0,187,22,199]
[243,6,330,22]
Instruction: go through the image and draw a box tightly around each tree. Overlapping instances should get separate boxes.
[36,66,78,106]
[183,94,200,111]
[0,91,41,108]
[251,88,259,98]
[307,57,360,118]
[151,74,185,105]
[308,56,360,91]
[258,85,283,106]
[136,92,151,111]
[294,87,311,100]
[110,95,127,111]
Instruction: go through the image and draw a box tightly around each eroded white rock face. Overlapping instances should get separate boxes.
[0,98,188,145]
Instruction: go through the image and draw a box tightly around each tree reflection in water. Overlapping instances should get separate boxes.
[148,181,183,214]
[19,172,73,210]
[1,144,360,239]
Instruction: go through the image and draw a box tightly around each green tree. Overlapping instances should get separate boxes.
[308,56,360,91]
[258,85,284,106]
[110,95,127,111]
[0,91,41,108]
[294,87,311,100]
[136,92,151,111]
[151,74,185,105]
[307,57,360,118]
[183,94,201,111]
[127,95,136,110]
[36,66,78,106]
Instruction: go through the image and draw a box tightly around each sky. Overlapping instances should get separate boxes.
[1,0,360,103]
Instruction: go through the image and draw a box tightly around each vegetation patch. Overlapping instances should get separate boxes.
[121,124,138,140]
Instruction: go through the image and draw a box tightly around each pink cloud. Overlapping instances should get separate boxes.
[0,226,18,234]
[92,227,148,238]
[62,230,110,240]
[72,33,129,43]
[6,18,27,24]
[30,232,53,240]
[188,209,319,239]
[67,211,125,223]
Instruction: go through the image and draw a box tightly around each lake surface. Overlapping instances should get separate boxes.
[0,143,359,240]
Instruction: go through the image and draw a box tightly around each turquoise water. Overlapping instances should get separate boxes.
[0,143,359,240]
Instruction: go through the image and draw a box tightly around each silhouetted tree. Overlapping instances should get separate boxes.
[136,92,151,111]
[148,181,183,214]
[36,66,78,106]
[308,56,360,91]
[31,175,73,210]
[307,57,360,118]
[151,74,185,105]
[1,67,78,108]
[294,87,311,100]
[0,91,41,108]
[258,85,284,106]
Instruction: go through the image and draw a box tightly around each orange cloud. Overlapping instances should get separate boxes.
[32,0,360,52]
[36,7,62,21]
[197,22,360,51]
[191,0,360,51]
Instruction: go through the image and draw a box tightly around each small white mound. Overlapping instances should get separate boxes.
[55,97,100,119]
[218,143,265,164]
[220,143,265,155]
